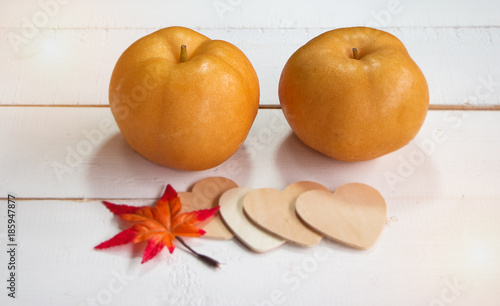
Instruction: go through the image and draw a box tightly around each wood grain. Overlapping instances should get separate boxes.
[1,0,498,29]
[2,27,500,106]
[178,176,238,240]
[219,187,285,252]
[2,196,500,305]
[1,107,499,200]
[296,183,387,249]
[1,1,500,305]
[242,182,329,247]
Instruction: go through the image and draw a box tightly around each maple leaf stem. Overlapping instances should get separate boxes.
[175,236,221,269]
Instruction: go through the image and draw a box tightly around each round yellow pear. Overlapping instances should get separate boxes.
[109,26,260,170]
[279,27,429,161]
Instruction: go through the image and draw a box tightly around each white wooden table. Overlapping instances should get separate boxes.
[1,1,500,305]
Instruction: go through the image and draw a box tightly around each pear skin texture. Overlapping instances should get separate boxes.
[279,27,429,161]
[109,26,260,170]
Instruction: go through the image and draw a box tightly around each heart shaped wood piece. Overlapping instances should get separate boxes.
[243,182,329,247]
[219,187,285,253]
[178,177,237,240]
[295,183,387,249]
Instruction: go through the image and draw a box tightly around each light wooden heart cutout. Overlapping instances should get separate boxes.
[243,181,329,247]
[295,183,387,250]
[219,187,285,253]
[178,177,237,240]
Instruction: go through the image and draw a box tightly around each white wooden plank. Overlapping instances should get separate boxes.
[1,27,500,106]
[0,2,498,306]
[1,0,499,29]
[1,107,499,200]
[0,196,499,305]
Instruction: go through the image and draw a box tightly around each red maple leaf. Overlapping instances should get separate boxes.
[95,185,219,264]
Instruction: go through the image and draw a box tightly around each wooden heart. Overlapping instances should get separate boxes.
[295,183,387,249]
[178,177,237,240]
[242,182,329,247]
[219,187,285,253]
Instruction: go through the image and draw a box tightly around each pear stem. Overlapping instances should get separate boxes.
[179,45,188,63]
[352,48,359,60]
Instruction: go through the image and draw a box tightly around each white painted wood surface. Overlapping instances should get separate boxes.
[1,0,500,305]
[1,108,499,305]
[1,0,499,28]
[2,27,500,106]
[1,107,499,200]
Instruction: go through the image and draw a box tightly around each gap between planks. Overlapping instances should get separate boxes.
[0,197,159,202]
[2,26,500,30]
[1,104,500,111]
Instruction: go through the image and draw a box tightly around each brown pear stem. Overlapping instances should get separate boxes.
[179,45,188,63]
[352,48,359,60]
